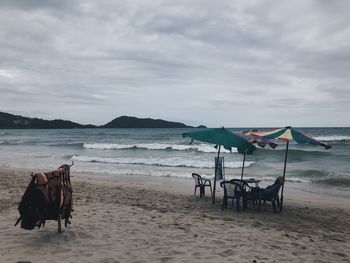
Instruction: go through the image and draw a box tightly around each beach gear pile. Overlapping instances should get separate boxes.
[15,164,73,233]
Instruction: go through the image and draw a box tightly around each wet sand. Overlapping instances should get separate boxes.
[1,167,349,263]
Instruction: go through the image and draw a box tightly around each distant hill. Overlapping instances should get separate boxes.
[0,112,96,129]
[102,116,194,128]
[0,112,206,129]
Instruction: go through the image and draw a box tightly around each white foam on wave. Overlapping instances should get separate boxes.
[222,175,311,183]
[71,155,253,169]
[83,143,237,153]
[286,177,311,183]
[70,164,312,183]
[314,135,350,141]
[257,176,310,183]
[72,165,195,179]
[84,143,131,150]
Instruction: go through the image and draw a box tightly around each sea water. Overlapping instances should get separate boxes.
[0,128,349,189]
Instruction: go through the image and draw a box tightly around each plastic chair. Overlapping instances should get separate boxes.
[192,173,212,198]
[258,176,284,213]
[220,179,248,212]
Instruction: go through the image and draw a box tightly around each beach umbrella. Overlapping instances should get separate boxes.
[182,127,256,204]
[237,132,278,180]
[246,126,331,211]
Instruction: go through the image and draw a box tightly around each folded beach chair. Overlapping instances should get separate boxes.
[15,163,74,233]
[192,173,212,198]
[15,174,49,230]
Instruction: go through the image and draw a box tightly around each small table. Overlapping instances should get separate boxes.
[242,178,262,203]
[243,178,261,187]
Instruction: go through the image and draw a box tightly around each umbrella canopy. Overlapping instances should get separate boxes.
[182,127,256,204]
[240,131,278,149]
[245,126,331,148]
[237,131,278,180]
[244,126,331,211]
[182,127,256,154]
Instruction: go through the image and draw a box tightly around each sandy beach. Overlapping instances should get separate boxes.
[2,0,350,261]
[1,167,349,263]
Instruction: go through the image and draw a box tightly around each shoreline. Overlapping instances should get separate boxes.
[1,167,349,262]
[71,170,350,211]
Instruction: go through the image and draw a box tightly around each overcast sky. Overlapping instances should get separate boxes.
[0,0,349,127]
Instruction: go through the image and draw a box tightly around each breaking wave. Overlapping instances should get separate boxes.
[291,169,329,178]
[313,135,350,141]
[71,155,254,169]
[254,148,331,160]
[49,142,84,148]
[312,177,350,187]
[83,143,237,153]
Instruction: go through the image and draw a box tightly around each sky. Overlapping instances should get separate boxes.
[0,0,349,127]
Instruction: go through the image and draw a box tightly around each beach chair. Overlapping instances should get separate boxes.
[220,179,248,212]
[192,173,212,198]
[258,176,284,213]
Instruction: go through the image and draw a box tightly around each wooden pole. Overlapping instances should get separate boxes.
[240,151,246,180]
[280,140,289,212]
[212,145,221,204]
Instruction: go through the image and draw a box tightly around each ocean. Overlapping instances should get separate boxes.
[0,127,349,189]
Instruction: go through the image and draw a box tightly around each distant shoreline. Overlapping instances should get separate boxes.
[0,111,206,129]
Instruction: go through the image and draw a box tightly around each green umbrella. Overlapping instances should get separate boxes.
[182,127,256,204]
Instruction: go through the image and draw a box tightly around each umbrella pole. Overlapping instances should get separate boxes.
[212,145,221,204]
[280,140,289,212]
[240,151,246,180]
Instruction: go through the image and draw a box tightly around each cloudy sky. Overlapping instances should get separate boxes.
[0,0,349,127]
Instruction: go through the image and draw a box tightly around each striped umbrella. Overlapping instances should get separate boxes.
[245,126,331,211]
[237,131,278,180]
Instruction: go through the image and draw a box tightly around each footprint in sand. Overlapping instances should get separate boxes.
[332,252,347,258]
[221,248,237,257]
[159,256,174,262]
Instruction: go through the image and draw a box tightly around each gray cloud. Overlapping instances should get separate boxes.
[0,0,349,127]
